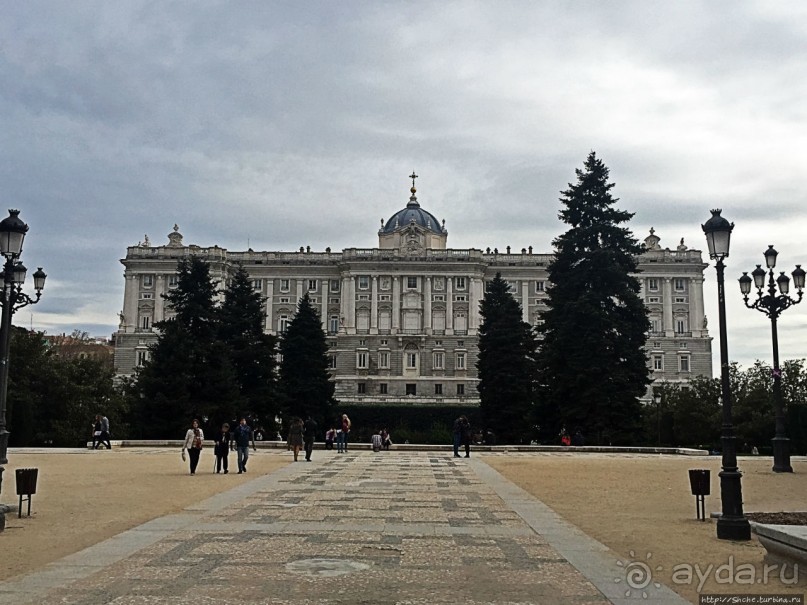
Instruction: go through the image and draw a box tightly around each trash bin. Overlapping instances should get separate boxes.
[688,469,710,495]
[688,469,710,521]
[15,468,38,518]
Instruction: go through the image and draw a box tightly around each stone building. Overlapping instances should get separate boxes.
[113,180,711,405]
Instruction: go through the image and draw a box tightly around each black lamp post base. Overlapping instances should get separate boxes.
[0,429,8,466]
[772,437,793,473]
[716,516,751,541]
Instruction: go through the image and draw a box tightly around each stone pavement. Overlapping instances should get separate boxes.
[0,452,690,604]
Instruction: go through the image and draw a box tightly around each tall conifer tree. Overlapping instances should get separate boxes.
[477,273,539,443]
[538,152,650,444]
[278,293,334,424]
[218,264,277,424]
[135,256,238,437]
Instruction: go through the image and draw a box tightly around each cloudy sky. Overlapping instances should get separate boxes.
[3,1,807,371]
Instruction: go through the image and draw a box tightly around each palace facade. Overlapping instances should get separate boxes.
[113,181,712,405]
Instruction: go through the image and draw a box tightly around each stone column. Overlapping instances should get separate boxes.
[321,280,328,330]
[392,276,400,332]
[424,276,432,332]
[296,279,304,302]
[446,278,454,334]
[663,278,674,336]
[154,275,165,323]
[122,273,139,333]
[521,280,530,323]
[691,276,705,337]
[371,276,378,332]
[266,279,274,333]
[347,276,356,331]
[469,277,482,330]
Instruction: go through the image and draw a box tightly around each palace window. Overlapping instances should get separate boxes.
[140,316,151,330]
[328,355,337,369]
[406,383,417,396]
[280,279,290,292]
[252,279,262,291]
[406,352,418,369]
[407,276,417,289]
[455,277,466,290]
[536,280,545,292]
[136,350,150,366]
[329,315,340,334]
[308,279,318,291]
[456,352,466,370]
[168,275,179,288]
[379,352,390,369]
[278,315,290,333]
[380,383,388,395]
[653,355,663,371]
[330,279,340,292]
[433,352,444,369]
[679,355,691,372]
[676,319,688,334]
[357,352,368,369]
[648,278,659,291]
[357,383,366,394]
[435,384,443,395]
[456,384,465,395]
[674,278,686,291]
[358,276,369,290]
[142,275,153,288]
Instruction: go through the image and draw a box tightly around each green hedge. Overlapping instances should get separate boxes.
[327,405,480,445]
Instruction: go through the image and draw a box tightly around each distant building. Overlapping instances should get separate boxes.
[113,178,711,404]
[46,334,115,367]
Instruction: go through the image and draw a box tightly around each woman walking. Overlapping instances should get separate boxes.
[338,413,351,453]
[287,417,304,462]
[213,423,231,474]
[182,419,205,475]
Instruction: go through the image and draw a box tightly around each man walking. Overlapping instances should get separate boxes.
[303,415,318,462]
[233,418,256,473]
[100,415,112,450]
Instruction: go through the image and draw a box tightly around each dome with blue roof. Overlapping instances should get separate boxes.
[379,173,446,235]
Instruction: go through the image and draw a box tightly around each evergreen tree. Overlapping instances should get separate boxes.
[218,264,277,425]
[278,293,334,425]
[538,152,650,444]
[477,273,539,443]
[135,256,238,438]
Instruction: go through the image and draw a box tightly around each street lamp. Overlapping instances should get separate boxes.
[0,209,46,466]
[702,209,750,541]
[738,246,804,473]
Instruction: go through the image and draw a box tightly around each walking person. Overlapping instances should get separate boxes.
[91,415,103,449]
[287,417,304,462]
[325,427,335,450]
[100,415,112,449]
[213,423,231,474]
[181,419,204,475]
[460,416,472,458]
[340,414,351,453]
[233,417,256,474]
[303,415,318,462]
[452,415,465,458]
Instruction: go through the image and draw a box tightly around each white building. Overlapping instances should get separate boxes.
[113,180,711,405]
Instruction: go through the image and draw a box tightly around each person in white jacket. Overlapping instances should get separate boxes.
[182,419,205,475]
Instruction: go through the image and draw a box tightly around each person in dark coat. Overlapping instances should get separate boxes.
[303,415,318,462]
[213,423,231,473]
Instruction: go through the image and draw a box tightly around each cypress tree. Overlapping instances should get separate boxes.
[477,273,539,443]
[538,152,650,444]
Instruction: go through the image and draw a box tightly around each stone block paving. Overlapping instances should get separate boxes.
[0,452,690,604]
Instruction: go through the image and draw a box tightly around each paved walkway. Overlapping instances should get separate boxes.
[0,452,689,604]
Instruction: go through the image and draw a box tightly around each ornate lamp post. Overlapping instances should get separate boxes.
[738,246,804,473]
[702,209,750,541]
[0,210,46,466]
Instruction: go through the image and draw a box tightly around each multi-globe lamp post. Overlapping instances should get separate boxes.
[0,209,46,466]
[738,246,804,473]
[702,209,751,541]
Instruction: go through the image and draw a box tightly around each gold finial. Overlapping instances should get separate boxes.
[409,171,418,194]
